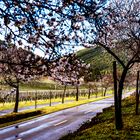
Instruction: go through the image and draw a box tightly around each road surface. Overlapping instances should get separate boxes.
[0,91,134,140]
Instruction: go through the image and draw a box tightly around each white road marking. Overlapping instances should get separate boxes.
[84,106,103,114]
[84,110,93,114]
[54,120,68,126]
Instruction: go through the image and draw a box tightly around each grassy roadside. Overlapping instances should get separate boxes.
[0,95,111,128]
[0,97,74,111]
[0,96,100,111]
[60,94,140,140]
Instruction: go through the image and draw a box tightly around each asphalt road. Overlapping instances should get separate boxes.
[0,91,134,140]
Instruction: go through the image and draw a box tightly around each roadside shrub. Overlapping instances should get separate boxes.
[0,110,42,124]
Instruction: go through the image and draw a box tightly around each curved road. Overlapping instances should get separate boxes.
[0,91,134,140]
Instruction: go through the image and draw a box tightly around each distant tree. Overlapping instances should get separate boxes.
[84,65,97,99]
[84,51,113,98]
[51,54,75,103]
[84,68,93,99]
[51,54,89,102]
[100,74,113,96]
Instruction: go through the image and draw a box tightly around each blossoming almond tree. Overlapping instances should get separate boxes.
[93,0,140,130]
[51,54,89,102]
[0,45,47,112]
[60,0,140,129]
[0,0,77,59]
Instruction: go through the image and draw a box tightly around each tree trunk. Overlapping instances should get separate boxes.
[96,92,98,98]
[76,85,79,101]
[101,82,104,96]
[113,61,119,130]
[95,86,98,98]
[88,84,91,99]
[117,69,128,130]
[116,84,123,130]
[35,91,37,109]
[113,61,128,130]
[49,91,52,106]
[13,85,19,113]
[136,71,139,115]
[104,87,107,96]
[62,85,67,104]
[102,86,104,96]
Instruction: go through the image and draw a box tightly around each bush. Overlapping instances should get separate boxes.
[0,110,42,124]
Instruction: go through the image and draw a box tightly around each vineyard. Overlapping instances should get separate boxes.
[0,89,100,104]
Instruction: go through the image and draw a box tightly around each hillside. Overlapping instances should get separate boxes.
[76,47,113,74]
[76,47,103,63]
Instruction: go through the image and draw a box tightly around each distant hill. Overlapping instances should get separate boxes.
[76,46,113,74]
[76,47,103,63]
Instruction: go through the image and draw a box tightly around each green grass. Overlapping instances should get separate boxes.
[0,95,111,128]
[20,82,62,90]
[2,76,114,91]
[0,98,64,110]
[60,94,140,140]
[20,82,90,91]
